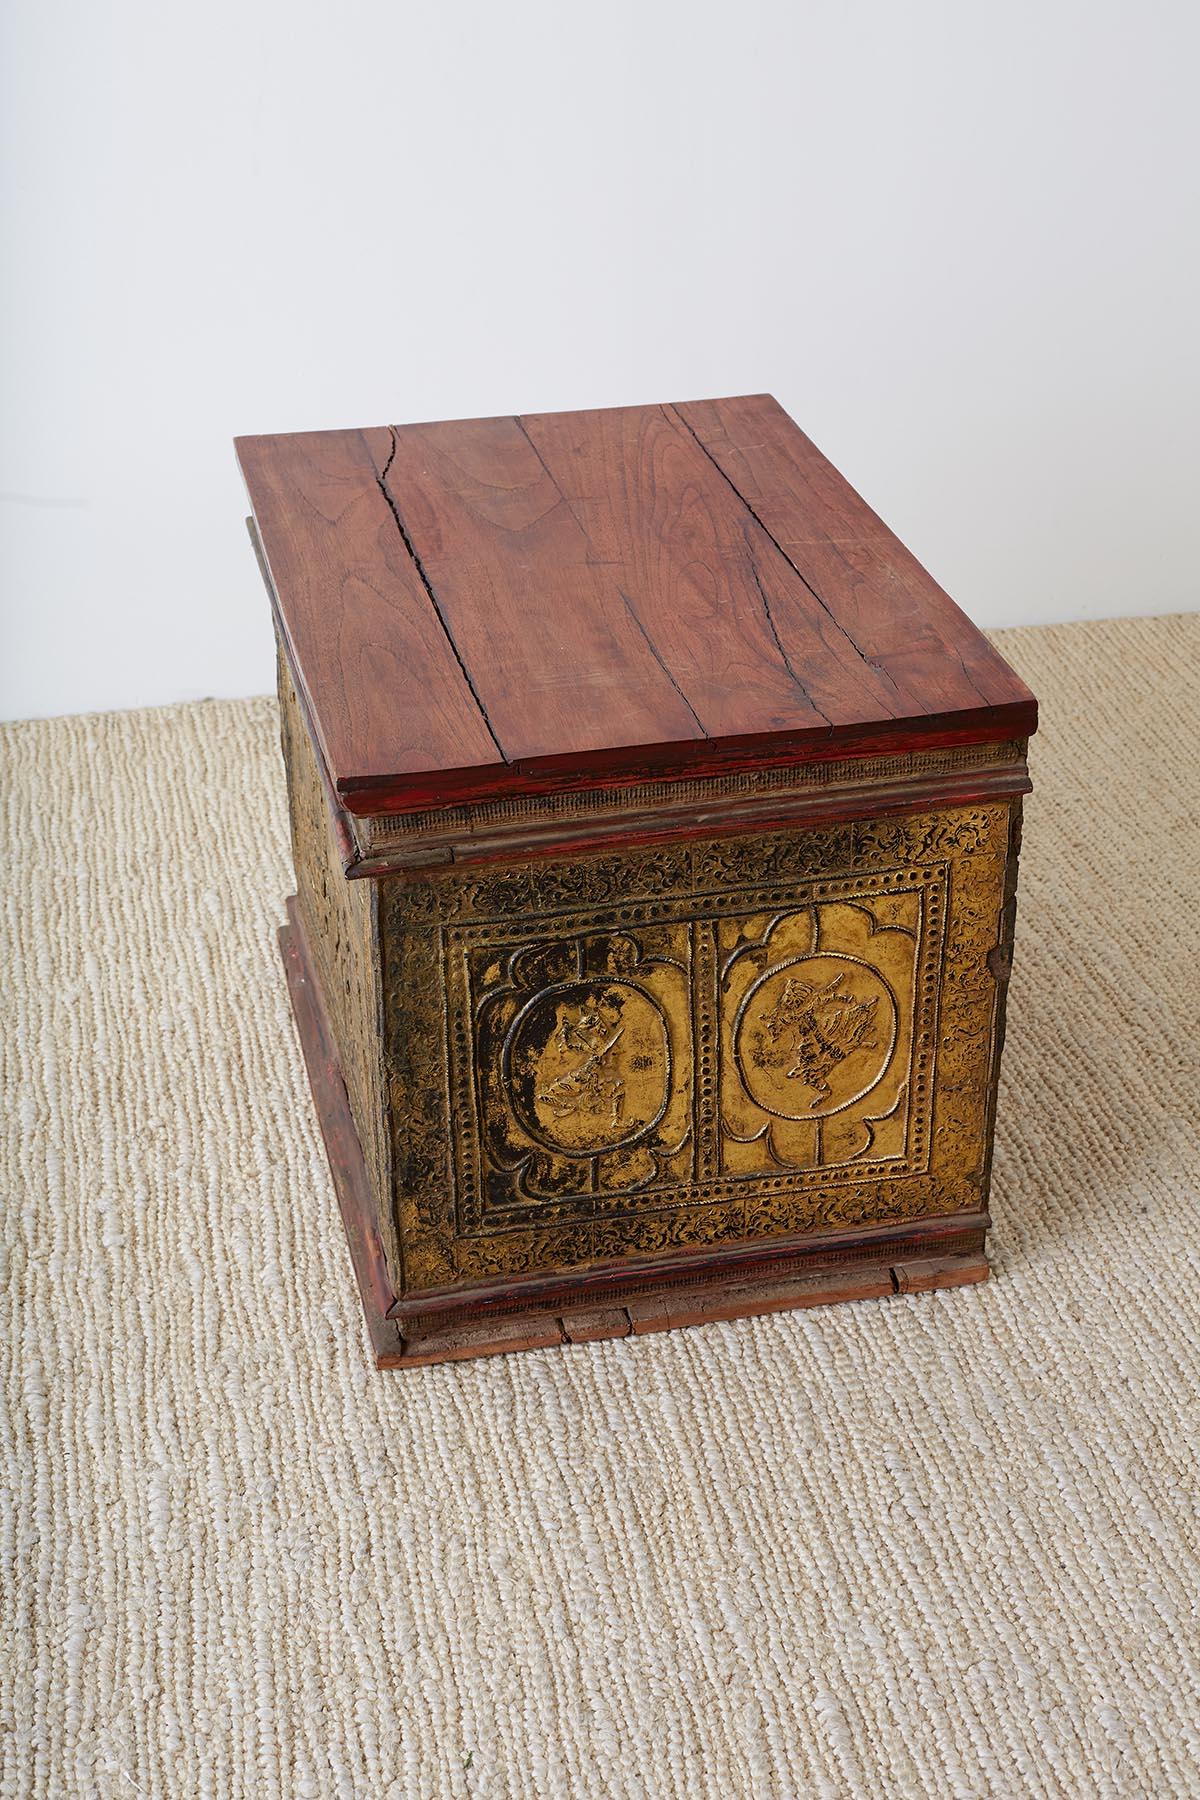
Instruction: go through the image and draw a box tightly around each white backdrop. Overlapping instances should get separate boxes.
[3,0,1197,722]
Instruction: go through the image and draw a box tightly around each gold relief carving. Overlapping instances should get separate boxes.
[744,960,891,1110]
[516,982,663,1149]
[465,925,693,1225]
[380,805,1015,1293]
[718,880,942,1179]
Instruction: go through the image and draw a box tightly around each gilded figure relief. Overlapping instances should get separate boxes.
[719,893,931,1175]
[465,926,693,1227]
[749,965,885,1106]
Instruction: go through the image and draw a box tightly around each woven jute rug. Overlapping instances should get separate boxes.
[3,614,1199,1799]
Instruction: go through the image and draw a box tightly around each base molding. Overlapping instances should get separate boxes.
[280,898,989,1370]
[381,1252,987,1368]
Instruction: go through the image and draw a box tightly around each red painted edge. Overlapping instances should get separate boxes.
[333,701,1038,817]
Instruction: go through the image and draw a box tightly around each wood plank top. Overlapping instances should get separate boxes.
[237,395,1036,816]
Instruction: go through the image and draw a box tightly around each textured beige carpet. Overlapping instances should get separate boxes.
[3,614,1199,1799]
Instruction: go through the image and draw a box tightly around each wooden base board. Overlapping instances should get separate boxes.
[280,899,989,1370]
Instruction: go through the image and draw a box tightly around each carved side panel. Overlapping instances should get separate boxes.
[277,652,397,1279]
[381,805,1017,1295]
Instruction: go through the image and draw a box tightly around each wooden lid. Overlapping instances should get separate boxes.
[237,394,1036,818]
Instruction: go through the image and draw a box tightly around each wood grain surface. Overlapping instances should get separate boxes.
[237,430,501,790]
[238,397,1036,815]
[671,396,1026,718]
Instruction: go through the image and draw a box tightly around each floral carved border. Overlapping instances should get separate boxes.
[380,805,1016,1294]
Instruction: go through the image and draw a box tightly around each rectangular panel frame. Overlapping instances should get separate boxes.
[382,804,1015,1296]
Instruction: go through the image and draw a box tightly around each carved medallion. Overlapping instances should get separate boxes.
[506,979,670,1153]
[463,927,694,1228]
[719,894,930,1176]
[735,955,896,1117]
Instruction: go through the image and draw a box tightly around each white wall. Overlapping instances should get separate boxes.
[3,0,1197,722]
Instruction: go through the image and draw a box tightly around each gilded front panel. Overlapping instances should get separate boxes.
[381,806,1015,1294]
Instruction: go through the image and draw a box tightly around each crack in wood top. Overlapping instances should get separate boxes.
[237,395,1037,818]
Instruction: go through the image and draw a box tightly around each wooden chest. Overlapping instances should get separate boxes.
[237,395,1036,1368]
